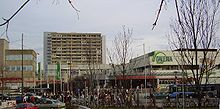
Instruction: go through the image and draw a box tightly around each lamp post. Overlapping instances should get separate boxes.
[67,61,72,93]
[21,33,24,96]
[35,53,40,93]
[143,44,147,96]
[53,67,56,95]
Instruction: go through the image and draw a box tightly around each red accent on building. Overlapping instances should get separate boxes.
[25,80,61,83]
[116,75,156,80]
[116,75,182,80]
[0,78,22,81]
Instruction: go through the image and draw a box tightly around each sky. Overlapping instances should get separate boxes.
[0,0,185,62]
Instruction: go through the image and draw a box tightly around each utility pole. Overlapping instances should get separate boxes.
[21,33,24,96]
[53,69,56,95]
[1,66,4,102]
[143,43,148,106]
[60,62,62,93]
[69,64,72,94]
[68,61,72,93]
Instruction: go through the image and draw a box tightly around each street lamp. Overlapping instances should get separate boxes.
[53,66,56,94]
[67,61,72,93]
[21,33,24,96]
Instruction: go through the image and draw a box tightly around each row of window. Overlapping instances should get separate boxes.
[6,66,33,71]
[159,80,175,84]
[6,55,34,61]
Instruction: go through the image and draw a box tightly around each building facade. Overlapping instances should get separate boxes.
[0,39,9,69]
[5,49,37,88]
[43,32,106,72]
[0,39,37,89]
[110,49,220,91]
[43,32,107,91]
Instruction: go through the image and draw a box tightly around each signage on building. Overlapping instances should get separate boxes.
[152,51,173,64]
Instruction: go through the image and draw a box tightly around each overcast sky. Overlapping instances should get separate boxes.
[0,0,185,62]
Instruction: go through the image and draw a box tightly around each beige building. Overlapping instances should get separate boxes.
[0,39,37,89]
[43,32,107,91]
[0,39,9,70]
[43,32,106,77]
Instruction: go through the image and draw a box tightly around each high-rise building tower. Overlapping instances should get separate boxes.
[43,32,106,73]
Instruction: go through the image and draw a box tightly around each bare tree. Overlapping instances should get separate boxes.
[107,48,118,88]
[108,26,133,89]
[168,0,220,108]
[84,39,94,92]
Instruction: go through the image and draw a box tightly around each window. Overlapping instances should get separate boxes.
[16,66,21,71]
[6,55,33,60]
[11,66,16,71]
[26,66,33,71]
[8,66,33,71]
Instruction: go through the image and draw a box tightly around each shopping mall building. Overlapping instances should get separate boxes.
[107,49,220,91]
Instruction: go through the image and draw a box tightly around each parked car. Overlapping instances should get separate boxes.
[0,94,11,100]
[36,98,65,109]
[16,103,39,109]
[10,92,22,100]
[153,92,169,99]
[15,96,24,104]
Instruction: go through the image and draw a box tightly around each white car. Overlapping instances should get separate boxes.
[36,98,65,109]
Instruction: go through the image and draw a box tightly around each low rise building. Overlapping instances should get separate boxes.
[109,49,220,91]
[0,39,37,89]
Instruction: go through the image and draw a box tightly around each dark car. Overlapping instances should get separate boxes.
[153,92,169,99]
[169,92,194,98]
[16,103,39,109]
[0,94,11,100]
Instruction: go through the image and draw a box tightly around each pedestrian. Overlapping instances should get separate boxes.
[30,96,35,103]
[23,96,28,103]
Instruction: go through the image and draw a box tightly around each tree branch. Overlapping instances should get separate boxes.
[0,0,30,27]
[152,0,165,30]
[67,0,80,19]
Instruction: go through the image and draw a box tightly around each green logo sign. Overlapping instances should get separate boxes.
[152,51,172,64]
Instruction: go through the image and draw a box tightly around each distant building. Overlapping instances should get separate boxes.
[0,39,37,89]
[43,32,106,70]
[43,32,107,91]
